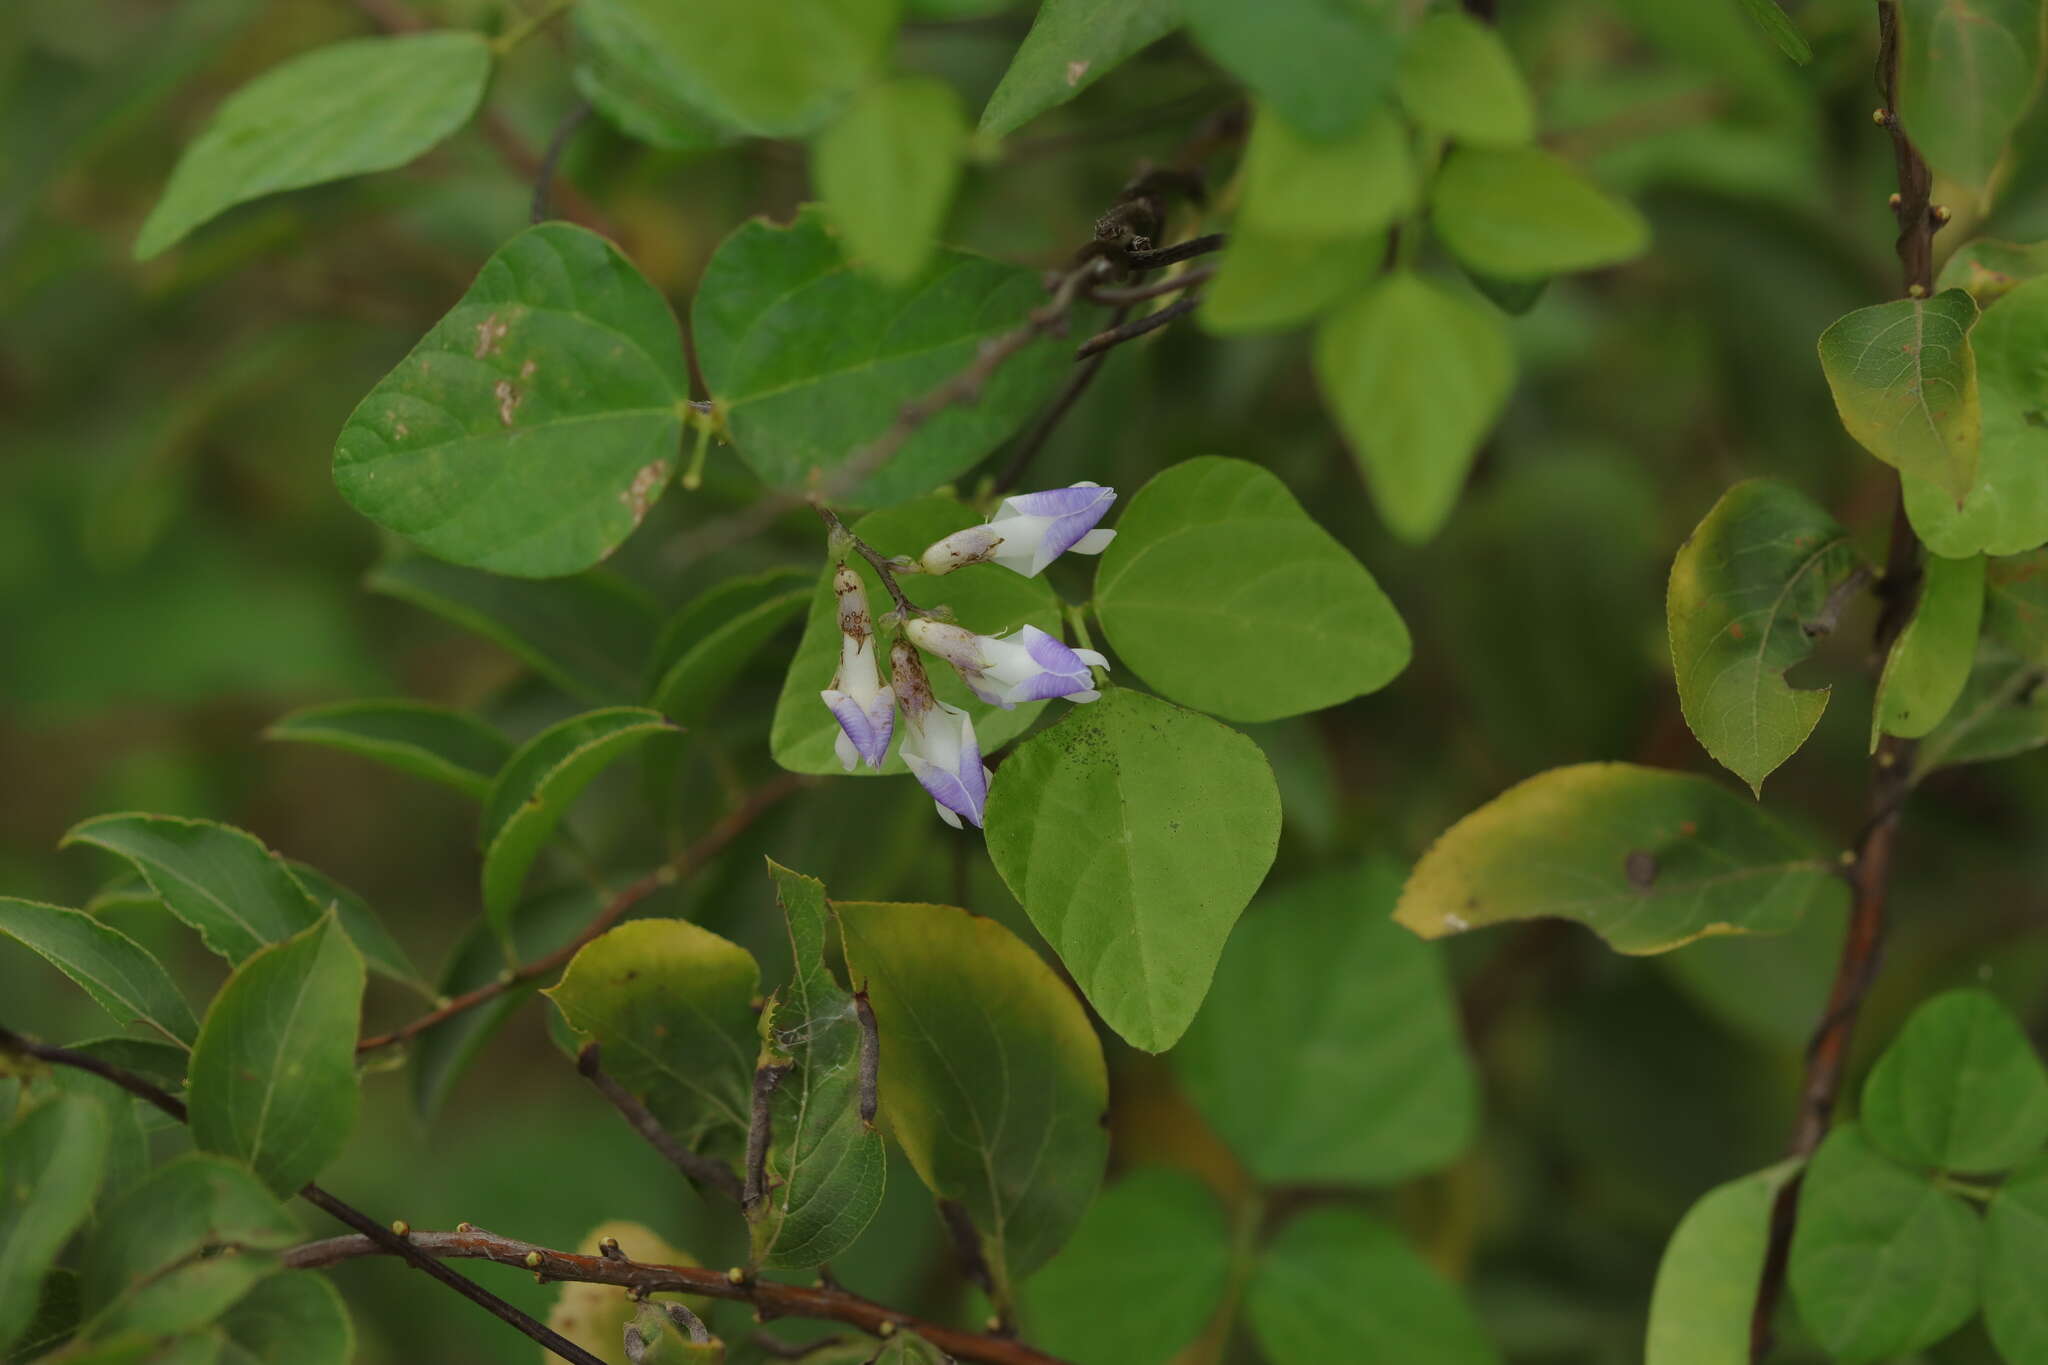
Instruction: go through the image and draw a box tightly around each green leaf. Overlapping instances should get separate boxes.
[1898,0,2040,193]
[263,700,513,800]
[868,1334,950,1364]
[134,33,491,259]
[0,898,197,1046]
[285,862,428,997]
[1645,1162,1800,1365]
[1985,1157,2048,1365]
[412,885,602,1120]
[0,1096,111,1352]
[1913,639,2048,773]
[546,918,761,1147]
[979,0,1182,136]
[479,708,678,936]
[571,4,733,153]
[1094,457,1410,721]
[1199,228,1381,335]
[218,1274,351,1365]
[1872,552,1985,745]
[834,899,1109,1295]
[188,913,364,1196]
[813,77,967,286]
[649,570,811,727]
[1905,275,2048,557]
[1247,1209,1500,1365]
[1732,0,1812,64]
[1016,1168,1232,1365]
[366,552,658,704]
[1396,11,1536,145]
[694,207,1084,503]
[1861,988,2048,1174]
[1175,861,1478,1185]
[60,815,318,965]
[1314,271,1516,544]
[1935,239,2048,304]
[752,862,886,1269]
[1788,1123,1982,1363]
[1431,145,1650,282]
[82,1154,298,1339]
[333,224,690,578]
[1666,479,1868,793]
[1240,102,1414,241]
[1181,0,1398,141]
[574,0,896,138]
[1818,288,1982,504]
[1988,550,2048,662]
[1394,763,1847,953]
[770,498,1062,773]
[985,688,1281,1052]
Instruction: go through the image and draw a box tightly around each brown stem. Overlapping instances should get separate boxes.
[282,1227,1078,1365]
[1749,7,1934,1357]
[1075,296,1203,358]
[1086,263,1218,306]
[576,1043,746,1205]
[0,1027,608,1365]
[356,775,808,1053]
[531,101,593,226]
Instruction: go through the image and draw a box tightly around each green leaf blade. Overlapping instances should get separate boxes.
[985,689,1282,1052]
[695,208,1086,503]
[1396,11,1536,145]
[264,700,513,800]
[1818,289,1982,503]
[1175,861,1479,1186]
[1182,0,1397,141]
[0,1096,112,1351]
[188,913,366,1196]
[979,0,1183,136]
[0,898,198,1046]
[1431,145,1649,282]
[1247,1209,1500,1365]
[218,1274,352,1365]
[334,223,690,578]
[1985,1157,2048,1364]
[1239,102,1416,241]
[1899,0,2040,194]
[1861,988,2048,1173]
[1314,272,1516,544]
[1788,1124,1983,1362]
[1017,1168,1232,1365]
[649,575,810,728]
[1094,457,1411,721]
[1395,763,1847,953]
[1872,551,1984,744]
[135,33,491,259]
[546,918,761,1147]
[478,707,678,934]
[1645,1162,1801,1365]
[814,77,968,286]
[834,899,1109,1294]
[1667,479,1867,793]
[61,815,321,965]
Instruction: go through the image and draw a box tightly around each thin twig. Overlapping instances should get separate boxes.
[1087,263,1217,306]
[1124,233,1228,271]
[817,505,922,616]
[281,1227,1078,1365]
[575,1044,746,1205]
[356,775,809,1053]
[532,102,593,226]
[1802,564,1877,639]
[0,1027,609,1365]
[988,326,1122,496]
[1075,296,1203,358]
[1749,7,1937,1357]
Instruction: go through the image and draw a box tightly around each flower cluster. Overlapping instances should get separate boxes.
[819,483,1116,828]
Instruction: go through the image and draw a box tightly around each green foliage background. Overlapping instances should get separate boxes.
[6,1,2048,1362]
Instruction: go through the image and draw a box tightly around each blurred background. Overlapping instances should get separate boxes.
[6,0,2048,1360]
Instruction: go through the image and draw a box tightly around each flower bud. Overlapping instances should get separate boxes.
[891,640,989,829]
[904,619,1108,709]
[818,563,894,771]
[918,482,1117,578]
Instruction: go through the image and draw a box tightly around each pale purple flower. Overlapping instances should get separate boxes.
[905,619,1108,709]
[891,640,989,829]
[919,482,1117,578]
[819,563,894,771]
